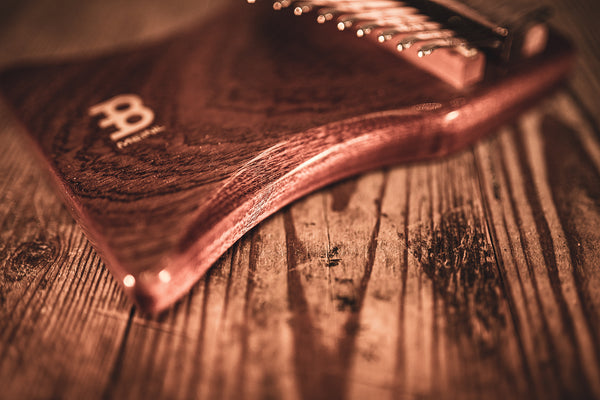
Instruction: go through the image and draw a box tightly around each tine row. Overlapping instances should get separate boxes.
[252,0,481,59]
[247,0,488,88]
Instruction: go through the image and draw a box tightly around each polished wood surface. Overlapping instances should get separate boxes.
[0,0,599,399]
[0,2,573,312]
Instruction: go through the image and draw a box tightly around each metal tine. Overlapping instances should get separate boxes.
[355,23,381,37]
[293,2,314,15]
[288,0,401,12]
[416,38,479,58]
[338,7,420,19]
[314,3,394,24]
[354,15,431,37]
[377,22,443,42]
[337,10,426,31]
[287,0,415,25]
[293,0,406,16]
[317,8,340,23]
[335,7,419,22]
[396,29,455,50]
[295,0,400,7]
[272,0,292,10]
[306,3,402,25]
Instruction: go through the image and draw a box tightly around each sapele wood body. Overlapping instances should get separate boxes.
[1,0,600,398]
[0,3,573,312]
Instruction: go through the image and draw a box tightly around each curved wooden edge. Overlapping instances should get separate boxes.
[127,41,574,313]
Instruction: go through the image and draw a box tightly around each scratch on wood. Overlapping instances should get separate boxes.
[404,207,505,347]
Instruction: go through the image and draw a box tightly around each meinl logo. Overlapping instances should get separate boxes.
[89,94,164,148]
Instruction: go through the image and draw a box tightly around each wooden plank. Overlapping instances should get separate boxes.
[2,93,600,399]
[0,107,132,399]
[474,94,600,399]
[0,0,599,399]
[0,1,574,312]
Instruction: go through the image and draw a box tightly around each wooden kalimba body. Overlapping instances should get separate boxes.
[0,0,574,312]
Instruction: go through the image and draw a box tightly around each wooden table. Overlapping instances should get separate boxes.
[1,0,599,399]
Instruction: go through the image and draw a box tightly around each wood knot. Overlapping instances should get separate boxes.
[4,238,59,282]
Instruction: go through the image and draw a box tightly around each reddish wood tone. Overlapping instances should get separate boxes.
[0,3,574,312]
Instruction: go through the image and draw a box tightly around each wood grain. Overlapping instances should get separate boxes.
[0,0,599,399]
[0,1,574,312]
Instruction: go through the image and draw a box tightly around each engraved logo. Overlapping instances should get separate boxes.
[89,94,155,141]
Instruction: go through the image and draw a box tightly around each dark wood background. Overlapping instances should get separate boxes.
[0,0,599,399]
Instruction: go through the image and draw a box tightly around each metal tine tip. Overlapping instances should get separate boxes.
[377,22,443,42]
[337,19,354,31]
[272,0,292,10]
[356,23,379,37]
[356,23,382,37]
[317,8,338,23]
[396,29,454,51]
[293,3,313,15]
